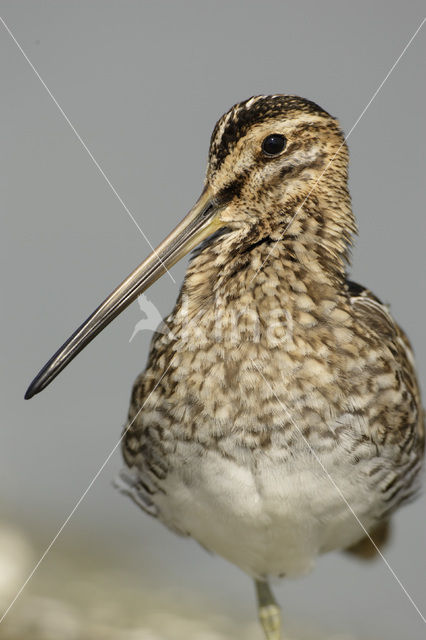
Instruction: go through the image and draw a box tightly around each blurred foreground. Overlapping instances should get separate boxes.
[0,522,378,640]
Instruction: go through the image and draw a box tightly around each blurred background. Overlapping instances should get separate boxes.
[0,1,425,638]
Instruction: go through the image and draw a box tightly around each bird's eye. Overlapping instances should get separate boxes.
[262,134,287,156]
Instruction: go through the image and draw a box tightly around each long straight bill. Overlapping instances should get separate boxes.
[25,189,224,399]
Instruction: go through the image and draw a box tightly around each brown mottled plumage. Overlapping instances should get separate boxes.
[26,95,424,640]
[120,96,424,638]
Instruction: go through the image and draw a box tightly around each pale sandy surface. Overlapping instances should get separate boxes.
[0,524,378,640]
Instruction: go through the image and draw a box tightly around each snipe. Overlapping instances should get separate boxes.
[26,95,424,639]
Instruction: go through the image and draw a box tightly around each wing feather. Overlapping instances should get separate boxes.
[346,280,424,445]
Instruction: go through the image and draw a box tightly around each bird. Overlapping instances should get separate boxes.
[25,95,424,639]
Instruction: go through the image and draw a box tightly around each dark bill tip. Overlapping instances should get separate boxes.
[25,385,37,400]
[24,188,224,400]
[25,364,53,399]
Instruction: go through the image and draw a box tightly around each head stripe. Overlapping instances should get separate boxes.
[209,95,333,171]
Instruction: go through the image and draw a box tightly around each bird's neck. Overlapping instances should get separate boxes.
[180,186,356,319]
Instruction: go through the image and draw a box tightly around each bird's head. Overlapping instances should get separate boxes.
[204,95,352,245]
[25,95,355,399]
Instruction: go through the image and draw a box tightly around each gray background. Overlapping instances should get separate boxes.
[1,1,425,638]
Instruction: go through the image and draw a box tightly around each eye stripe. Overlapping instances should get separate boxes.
[209,95,332,171]
[217,176,246,204]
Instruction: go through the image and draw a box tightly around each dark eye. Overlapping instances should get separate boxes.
[262,134,287,156]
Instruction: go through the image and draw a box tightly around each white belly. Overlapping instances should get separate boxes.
[152,444,380,579]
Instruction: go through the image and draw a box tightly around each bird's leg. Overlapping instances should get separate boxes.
[255,579,282,640]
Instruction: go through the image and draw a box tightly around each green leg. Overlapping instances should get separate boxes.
[255,579,282,640]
